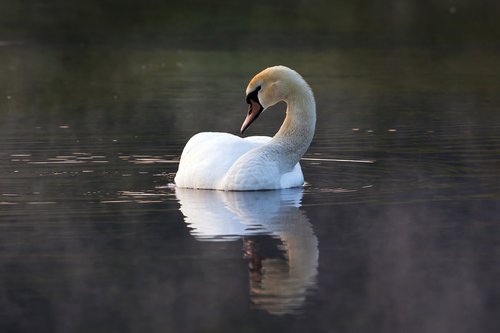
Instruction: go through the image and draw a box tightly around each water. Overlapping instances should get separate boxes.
[1,4,500,331]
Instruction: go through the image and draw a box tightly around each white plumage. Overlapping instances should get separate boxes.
[175,66,316,191]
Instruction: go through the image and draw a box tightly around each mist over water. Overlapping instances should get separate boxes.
[1,1,500,332]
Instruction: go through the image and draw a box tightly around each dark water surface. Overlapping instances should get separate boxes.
[1,4,500,331]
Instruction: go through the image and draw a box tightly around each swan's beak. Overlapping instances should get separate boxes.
[241,99,263,134]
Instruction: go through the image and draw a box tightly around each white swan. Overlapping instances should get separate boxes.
[175,66,316,191]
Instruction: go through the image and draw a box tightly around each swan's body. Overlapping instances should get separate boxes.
[175,66,316,191]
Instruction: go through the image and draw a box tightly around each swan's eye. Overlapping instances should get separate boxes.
[246,86,262,104]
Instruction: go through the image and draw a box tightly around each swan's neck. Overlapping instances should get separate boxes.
[271,87,316,171]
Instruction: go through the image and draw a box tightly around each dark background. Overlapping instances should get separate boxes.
[1,1,500,333]
[2,0,500,47]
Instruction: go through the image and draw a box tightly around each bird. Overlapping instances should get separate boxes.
[175,65,316,191]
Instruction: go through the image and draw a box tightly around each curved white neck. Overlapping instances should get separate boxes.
[271,87,316,171]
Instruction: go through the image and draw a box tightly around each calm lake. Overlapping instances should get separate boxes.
[1,2,500,332]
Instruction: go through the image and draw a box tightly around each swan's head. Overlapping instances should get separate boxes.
[241,65,309,134]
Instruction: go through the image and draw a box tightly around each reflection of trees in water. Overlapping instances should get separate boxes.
[2,1,500,45]
[176,188,318,315]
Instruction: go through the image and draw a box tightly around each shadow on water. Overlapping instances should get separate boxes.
[176,188,318,315]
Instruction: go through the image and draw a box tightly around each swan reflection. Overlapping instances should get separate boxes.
[175,188,318,315]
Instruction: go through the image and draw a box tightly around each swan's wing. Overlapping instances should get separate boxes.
[243,136,272,145]
[222,138,304,190]
[280,162,304,189]
[225,159,303,191]
[175,132,268,189]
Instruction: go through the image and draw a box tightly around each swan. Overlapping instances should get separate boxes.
[175,65,316,190]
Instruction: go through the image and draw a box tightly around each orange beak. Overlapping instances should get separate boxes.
[241,99,263,134]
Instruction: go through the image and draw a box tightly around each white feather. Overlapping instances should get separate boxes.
[175,66,315,191]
